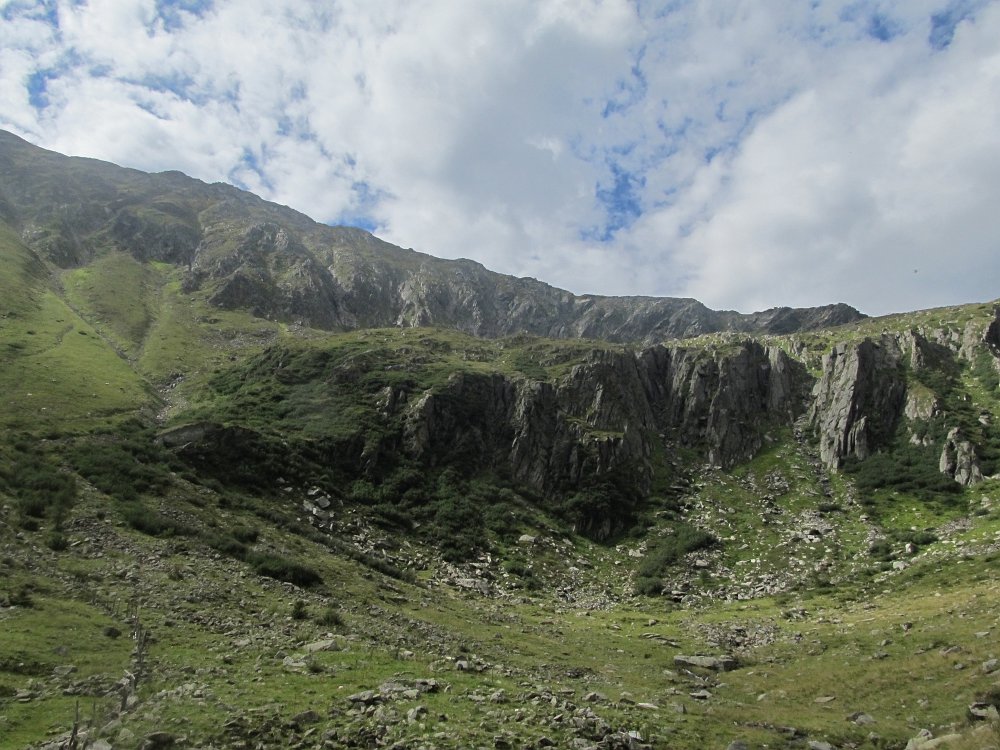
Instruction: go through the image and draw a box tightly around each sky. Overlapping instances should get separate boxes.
[1,0,999,316]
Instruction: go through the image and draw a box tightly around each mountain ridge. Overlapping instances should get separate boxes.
[0,129,865,344]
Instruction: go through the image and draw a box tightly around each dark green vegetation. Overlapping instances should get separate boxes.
[1,133,999,749]
[635,524,716,596]
[844,440,963,501]
[0,442,77,531]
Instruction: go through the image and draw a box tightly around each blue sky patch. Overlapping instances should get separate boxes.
[838,3,904,42]
[867,12,901,42]
[3,0,59,26]
[26,68,58,110]
[229,147,273,192]
[154,0,213,32]
[326,180,385,232]
[588,161,645,241]
[331,214,379,233]
[601,47,648,118]
[131,71,203,105]
[929,0,984,49]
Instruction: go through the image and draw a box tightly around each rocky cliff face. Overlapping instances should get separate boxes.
[809,337,907,469]
[0,130,865,344]
[807,314,1000,481]
[164,306,1000,531]
[939,427,984,486]
[401,340,810,498]
[395,310,1000,502]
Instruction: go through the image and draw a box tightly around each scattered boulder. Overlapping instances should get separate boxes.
[347,689,380,706]
[968,702,1000,722]
[303,638,341,653]
[673,654,738,672]
[939,427,984,486]
[905,730,964,749]
[290,709,322,726]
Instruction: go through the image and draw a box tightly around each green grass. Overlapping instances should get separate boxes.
[0,290,154,431]
[2,448,998,749]
[138,275,287,386]
[0,591,134,748]
[0,225,47,314]
[61,252,160,355]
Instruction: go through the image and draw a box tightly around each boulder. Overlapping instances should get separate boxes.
[968,702,1000,722]
[673,654,738,672]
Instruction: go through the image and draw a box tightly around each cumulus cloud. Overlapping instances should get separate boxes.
[1,0,998,315]
[674,1,1000,314]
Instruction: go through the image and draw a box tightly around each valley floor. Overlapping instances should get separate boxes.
[2,463,999,750]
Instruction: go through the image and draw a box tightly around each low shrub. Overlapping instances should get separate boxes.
[559,472,643,543]
[503,560,534,579]
[317,606,344,627]
[868,540,893,560]
[638,524,717,579]
[231,525,259,544]
[208,534,249,559]
[844,441,963,501]
[18,517,40,532]
[124,506,197,537]
[2,451,77,528]
[291,599,309,620]
[247,553,322,587]
[1,584,34,608]
[68,423,175,503]
[634,576,664,596]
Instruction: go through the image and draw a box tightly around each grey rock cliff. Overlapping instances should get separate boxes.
[402,340,810,499]
[809,338,907,469]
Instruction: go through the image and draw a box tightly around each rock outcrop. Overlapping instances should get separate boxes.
[809,338,907,469]
[8,130,1000,504]
[939,427,984,486]
[403,340,810,498]
[197,223,347,330]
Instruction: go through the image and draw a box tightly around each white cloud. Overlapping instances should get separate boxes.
[0,0,999,316]
[676,1,1000,314]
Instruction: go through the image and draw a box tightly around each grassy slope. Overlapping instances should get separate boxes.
[0,229,153,432]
